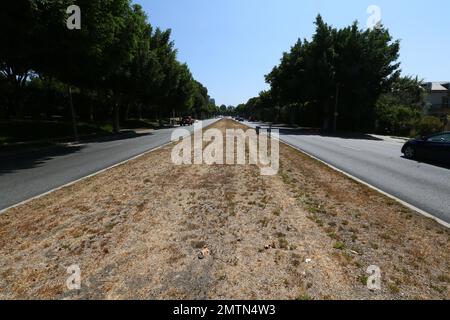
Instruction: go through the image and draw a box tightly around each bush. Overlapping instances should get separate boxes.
[417,116,443,136]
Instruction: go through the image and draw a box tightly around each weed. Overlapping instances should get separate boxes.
[333,242,345,250]
[273,209,281,216]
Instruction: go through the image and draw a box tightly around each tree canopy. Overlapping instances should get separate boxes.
[240,15,403,132]
[0,0,218,130]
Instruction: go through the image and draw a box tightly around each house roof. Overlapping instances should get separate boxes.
[423,82,450,91]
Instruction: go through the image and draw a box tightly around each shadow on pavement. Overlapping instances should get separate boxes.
[255,125,383,141]
[81,130,153,144]
[0,144,85,175]
[401,156,450,170]
[0,131,153,175]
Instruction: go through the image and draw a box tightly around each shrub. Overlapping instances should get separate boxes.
[417,116,443,136]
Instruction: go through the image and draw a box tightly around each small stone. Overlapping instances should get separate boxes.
[198,246,210,259]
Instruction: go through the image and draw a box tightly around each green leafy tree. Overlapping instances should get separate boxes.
[0,1,40,117]
[375,76,427,135]
[255,15,401,132]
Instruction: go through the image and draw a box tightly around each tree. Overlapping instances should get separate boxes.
[0,0,216,135]
[219,105,227,114]
[256,15,401,132]
[191,81,210,119]
[0,1,40,117]
[375,76,426,135]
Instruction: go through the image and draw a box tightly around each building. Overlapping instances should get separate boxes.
[421,82,450,130]
[422,82,450,116]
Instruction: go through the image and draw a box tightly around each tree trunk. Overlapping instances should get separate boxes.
[14,82,24,119]
[12,71,28,119]
[68,86,79,141]
[120,100,130,125]
[45,76,54,120]
[137,103,142,120]
[333,85,340,133]
[89,104,94,122]
[112,102,120,133]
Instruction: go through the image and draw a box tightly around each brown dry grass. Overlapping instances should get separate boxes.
[0,119,448,300]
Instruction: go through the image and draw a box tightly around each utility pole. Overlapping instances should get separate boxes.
[68,86,79,141]
[333,84,340,134]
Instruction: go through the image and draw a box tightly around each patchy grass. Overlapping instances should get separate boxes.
[333,242,346,250]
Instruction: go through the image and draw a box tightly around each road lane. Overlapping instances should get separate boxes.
[245,121,450,224]
[0,119,218,210]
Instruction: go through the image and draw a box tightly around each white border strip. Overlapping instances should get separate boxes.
[241,120,449,229]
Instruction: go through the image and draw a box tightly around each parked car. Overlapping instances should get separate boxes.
[180,116,194,126]
[401,132,450,163]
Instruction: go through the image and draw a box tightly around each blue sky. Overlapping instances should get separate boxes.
[134,0,450,106]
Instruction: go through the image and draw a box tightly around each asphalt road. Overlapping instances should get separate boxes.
[0,119,219,210]
[245,121,450,224]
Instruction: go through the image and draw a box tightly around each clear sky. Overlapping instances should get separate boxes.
[134,0,450,106]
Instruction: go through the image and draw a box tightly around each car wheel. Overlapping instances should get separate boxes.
[404,146,415,159]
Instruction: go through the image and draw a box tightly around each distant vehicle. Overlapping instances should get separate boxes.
[401,132,450,163]
[235,117,244,122]
[248,116,257,122]
[180,116,194,126]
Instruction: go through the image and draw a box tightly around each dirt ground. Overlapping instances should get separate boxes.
[0,119,448,300]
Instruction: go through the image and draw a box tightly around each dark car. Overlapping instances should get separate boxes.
[401,132,450,163]
[180,116,194,126]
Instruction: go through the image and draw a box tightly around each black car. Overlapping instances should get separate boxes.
[401,132,450,163]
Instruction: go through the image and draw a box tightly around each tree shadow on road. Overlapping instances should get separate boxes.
[270,127,383,141]
[401,156,450,170]
[0,144,85,175]
[0,131,153,175]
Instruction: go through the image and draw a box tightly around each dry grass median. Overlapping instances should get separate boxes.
[0,119,448,299]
